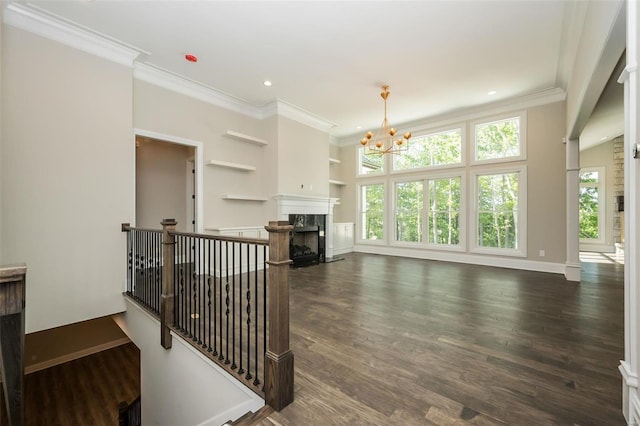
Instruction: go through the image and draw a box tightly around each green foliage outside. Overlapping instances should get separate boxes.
[428,178,461,245]
[395,181,423,242]
[393,129,462,170]
[475,118,520,161]
[477,173,518,249]
[362,184,384,240]
[579,171,599,240]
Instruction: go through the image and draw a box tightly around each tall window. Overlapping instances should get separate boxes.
[358,148,384,175]
[474,169,525,253]
[427,177,461,246]
[473,114,525,163]
[395,181,423,243]
[579,168,605,242]
[393,128,462,171]
[360,183,384,241]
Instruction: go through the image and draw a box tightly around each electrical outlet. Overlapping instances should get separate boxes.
[539,250,545,257]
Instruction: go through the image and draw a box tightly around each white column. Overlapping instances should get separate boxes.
[325,198,339,260]
[620,1,640,422]
[565,138,581,282]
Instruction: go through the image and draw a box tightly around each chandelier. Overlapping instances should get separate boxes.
[360,85,411,155]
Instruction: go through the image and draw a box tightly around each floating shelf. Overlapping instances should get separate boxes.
[329,179,347,186]
[222,194,268,202]
[329,157,341,164]
[224,130,268,146]
[207,160,256,171]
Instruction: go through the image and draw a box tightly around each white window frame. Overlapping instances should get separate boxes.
[424,171,466,252]
[579,166,606,245]
[357,180,387,245]
[391,124,466,174]
[470,165,527,257]
[471,111,527,165]
[357,146,386,177]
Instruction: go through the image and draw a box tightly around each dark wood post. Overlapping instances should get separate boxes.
[264,221,294,411]
[161,219,177,349]
[0,264,26,426]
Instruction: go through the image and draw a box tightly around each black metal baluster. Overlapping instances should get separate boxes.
[180,236,186,334]
[254,243,260,386]
[156,232,160,313]
[174,234,178,327]
[261,244,267,388]
[231,242,237,370]
[197,237,203,345]
[225,241,230,365]
[218,239,224,361]
[207,239,212,352]
[238,243,244,376]
[192,236,197,342]
[212,239,218,357]
[126,230,132,295]
[246,243,252,381]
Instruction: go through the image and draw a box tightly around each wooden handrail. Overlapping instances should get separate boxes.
[170,230,268,246]
[0,263,26,426]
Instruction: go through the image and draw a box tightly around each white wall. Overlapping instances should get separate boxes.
[114,300,263,426]
[134,81,273,229]
[1,26,133,333]
[136,138,194,232]
[276,116,330,197]
[565,0,625,139]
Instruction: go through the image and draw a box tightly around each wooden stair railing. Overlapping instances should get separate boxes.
[0,264,26,426]
[122,220,295,412]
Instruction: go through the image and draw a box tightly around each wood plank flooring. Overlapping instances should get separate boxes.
[258,253,624,425]
[0,342,140,426]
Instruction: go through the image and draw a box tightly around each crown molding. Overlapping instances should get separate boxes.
[3,3,144,67]
[336,87,567,147]
[262,99,337,132]
[134,63,263,119]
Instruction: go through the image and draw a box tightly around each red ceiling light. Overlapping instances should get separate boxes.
[185,54,198,63]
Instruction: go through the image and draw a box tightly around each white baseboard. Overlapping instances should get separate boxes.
[354,244,566,275]
[580,243,616,253]
[333,246,354,256]
[197,398,264,426]
[24,336,132,375]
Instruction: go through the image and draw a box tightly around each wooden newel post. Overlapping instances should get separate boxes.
[0,264,27,426]
[161,219,177,349]
[264,221,294,411]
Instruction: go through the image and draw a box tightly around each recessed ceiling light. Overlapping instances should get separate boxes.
[600,136,609,141]
[356,126,362,130]
[185,54,198,63]
[488,90,497,96]
[263,80,272,87]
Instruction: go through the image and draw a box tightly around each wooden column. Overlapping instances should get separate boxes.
[161,219,177,349]
[264,221,294,411]
[0,264,26,426]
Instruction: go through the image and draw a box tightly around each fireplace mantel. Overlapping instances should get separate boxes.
[273,194,339,219]
[274,194,340,260]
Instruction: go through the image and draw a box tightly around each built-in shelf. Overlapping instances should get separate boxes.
[206,160,256,171]
[329,179,346,186]
[224,130,268,146]
[222,194,268,202]
[329,157,341,164]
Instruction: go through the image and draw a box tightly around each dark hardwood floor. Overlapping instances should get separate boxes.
[258,253,624,425]
[1,342,140,426]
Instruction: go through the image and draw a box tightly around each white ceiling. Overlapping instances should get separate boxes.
[12,1,572,139]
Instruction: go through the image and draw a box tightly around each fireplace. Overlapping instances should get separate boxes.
[289,214,326,267]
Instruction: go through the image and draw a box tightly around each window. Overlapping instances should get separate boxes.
[473,113,526,163]
[393,128,462,171]
[579,168,605,242]
[427,177,461,246]
[359,183,384,241]
[358,147,384,175]
[473,167,526,255]
[394,181,423,243]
